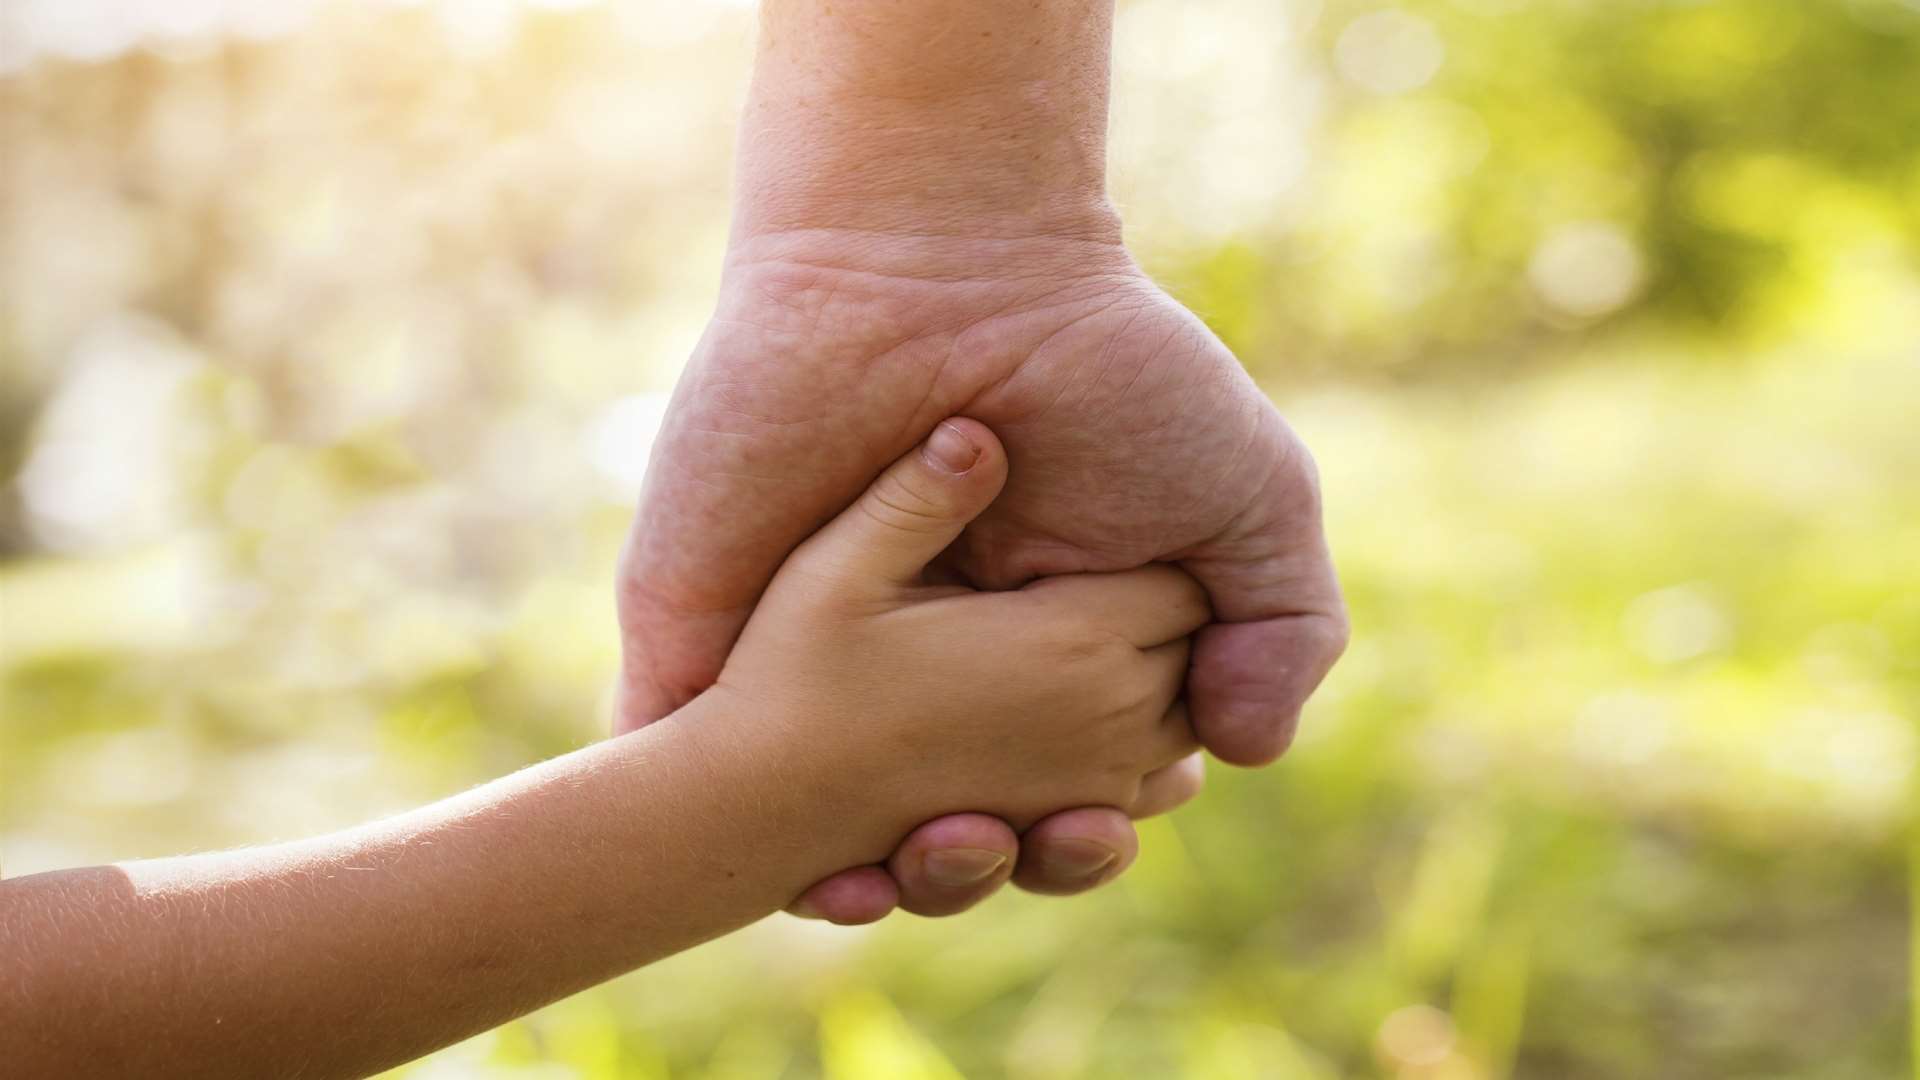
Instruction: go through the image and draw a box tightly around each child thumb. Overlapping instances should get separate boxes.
[795,418,1008,591]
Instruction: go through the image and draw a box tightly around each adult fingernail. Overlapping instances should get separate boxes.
[922,422,981,474]
[1042,840,1120,881]
[923,848,1009,887]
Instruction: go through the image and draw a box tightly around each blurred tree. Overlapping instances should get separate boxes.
[1,3,1914,1077]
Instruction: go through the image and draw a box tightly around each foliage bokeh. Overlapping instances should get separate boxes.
[2,1,1916,1076]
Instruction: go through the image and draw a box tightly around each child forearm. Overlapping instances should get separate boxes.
[0,417,1209,1079]
[0,694,858,1080]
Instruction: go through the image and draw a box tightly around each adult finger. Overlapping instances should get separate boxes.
[886,814,1020,918]
[1010,807,1139,897]
[1182,414,1349,766]
[786,865,899,926]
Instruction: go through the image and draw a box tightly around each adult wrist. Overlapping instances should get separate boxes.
[733,0,1120,243]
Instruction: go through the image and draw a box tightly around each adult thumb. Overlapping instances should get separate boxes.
[792,418,1008,591]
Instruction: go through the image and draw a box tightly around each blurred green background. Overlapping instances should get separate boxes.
[2,0,1916,1076]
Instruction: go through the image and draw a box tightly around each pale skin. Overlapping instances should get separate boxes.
[0,421,1211,1080]
[620,0,1349,923]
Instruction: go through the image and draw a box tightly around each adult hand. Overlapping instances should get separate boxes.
[613,0,1347,924]
[617,231,1345,921]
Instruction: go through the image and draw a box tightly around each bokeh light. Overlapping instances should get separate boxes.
[3,1,1916,1077]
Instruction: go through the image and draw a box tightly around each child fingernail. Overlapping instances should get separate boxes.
[924,848,1008,887]
[922,422,981,474]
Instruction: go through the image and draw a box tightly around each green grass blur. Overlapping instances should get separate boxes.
[2,1,1915,1076]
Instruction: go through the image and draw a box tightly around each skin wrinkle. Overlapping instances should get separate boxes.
[727,236,1135,284]
[1028,296,1152,419]
[1167,391,1267,546]
[966,289,1144,424]
[1084,300,1161,411]
[879,358,957,461]
[732,178,1125,238]
[721,243,1136,305]
[725,259,1137,356]
[1114,350,1196,449]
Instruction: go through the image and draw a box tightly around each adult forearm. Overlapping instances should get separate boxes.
[0,696,862,1079]
[735,0,1121,241]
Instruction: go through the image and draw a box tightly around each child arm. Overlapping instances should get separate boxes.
[0,693,868,1079]
[1,418,1206,1079]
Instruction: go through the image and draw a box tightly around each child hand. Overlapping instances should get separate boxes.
[696,417,1209,864]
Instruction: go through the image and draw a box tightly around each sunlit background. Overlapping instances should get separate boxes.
[3,0,1916,1076]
